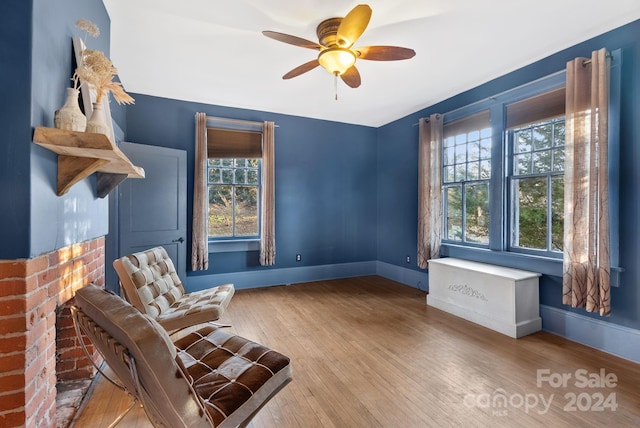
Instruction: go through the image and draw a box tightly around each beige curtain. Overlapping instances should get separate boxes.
[260,121,276,266]
[191,112,209,271]
[563,48,610,315]
[417,114,444,269]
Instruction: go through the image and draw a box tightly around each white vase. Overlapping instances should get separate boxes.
[54,88,86,132]
[85,101,110,139]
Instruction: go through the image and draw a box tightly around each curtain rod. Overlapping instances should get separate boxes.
[414,51,614,125]
[206,116,279,127]
[583,50,613,66]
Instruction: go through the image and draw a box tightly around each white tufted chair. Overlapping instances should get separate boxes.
[113,246,234,332]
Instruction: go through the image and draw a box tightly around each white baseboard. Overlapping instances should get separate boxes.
[540,304,640,364]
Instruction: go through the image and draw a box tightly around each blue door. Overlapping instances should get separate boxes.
[118,143,187,283]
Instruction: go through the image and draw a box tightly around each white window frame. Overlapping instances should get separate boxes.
[207,157,261,240]
[442,121,492,246]
[507,117,565,257]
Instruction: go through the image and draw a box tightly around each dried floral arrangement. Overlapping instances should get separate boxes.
[72,19,134,105]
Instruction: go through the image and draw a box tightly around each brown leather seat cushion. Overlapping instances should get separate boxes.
[174,326,291,427]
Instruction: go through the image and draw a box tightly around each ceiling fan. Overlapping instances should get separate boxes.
[263,4,416,89]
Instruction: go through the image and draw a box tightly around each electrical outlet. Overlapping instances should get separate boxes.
[406,256,411,263]
[296,254,301,262]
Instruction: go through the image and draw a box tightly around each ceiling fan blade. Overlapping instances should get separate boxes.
[356,46,416,61]
[336,4,372,48]
[283,60,320,79]
[262,31,322,50]
[340,65,361,88]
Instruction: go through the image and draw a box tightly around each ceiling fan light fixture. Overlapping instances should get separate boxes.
[318,48,356,76]
[263,4,414,87]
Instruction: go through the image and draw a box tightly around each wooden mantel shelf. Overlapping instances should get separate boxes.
[33,126,145,198]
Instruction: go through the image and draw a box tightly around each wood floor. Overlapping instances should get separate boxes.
[72,276,640,427]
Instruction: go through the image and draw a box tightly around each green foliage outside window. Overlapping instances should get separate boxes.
[511,119,565,252]
[443,125,491,244]
[208,158,259,238]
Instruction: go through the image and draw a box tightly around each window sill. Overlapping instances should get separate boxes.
[439,244,622,287]
[440,244,563,277]
[208,239,259,253]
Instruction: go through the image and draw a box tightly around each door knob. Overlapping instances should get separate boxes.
[172,237,185,243]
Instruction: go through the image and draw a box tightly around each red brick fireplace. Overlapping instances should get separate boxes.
[0,237,105,427]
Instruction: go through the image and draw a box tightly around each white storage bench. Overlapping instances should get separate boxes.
[427,258,541,338]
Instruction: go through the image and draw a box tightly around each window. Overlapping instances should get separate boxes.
[509,118,565,254]
[206,125,263,240]
[208,158,260,238]
[437,51,620,280]
[505,86,566,256]
[442,111,492,245]
[440,86,566,255]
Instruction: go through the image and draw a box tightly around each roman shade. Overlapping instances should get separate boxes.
[206,128,262,158]
[444,110,490,137]
[506,87,566,130]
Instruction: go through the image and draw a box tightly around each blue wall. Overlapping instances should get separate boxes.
[0,0,114,259]
[376,115,421,268]
[29,0,113,257]
[377,20,640,331]
[125,96,378,276]
[0,0,33,259]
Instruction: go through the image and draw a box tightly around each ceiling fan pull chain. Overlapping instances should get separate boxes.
[334,72,339,100]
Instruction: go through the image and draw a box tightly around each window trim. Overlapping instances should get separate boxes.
[208,239,259,253]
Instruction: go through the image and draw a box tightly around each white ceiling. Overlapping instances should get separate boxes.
[103,0,640,127]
